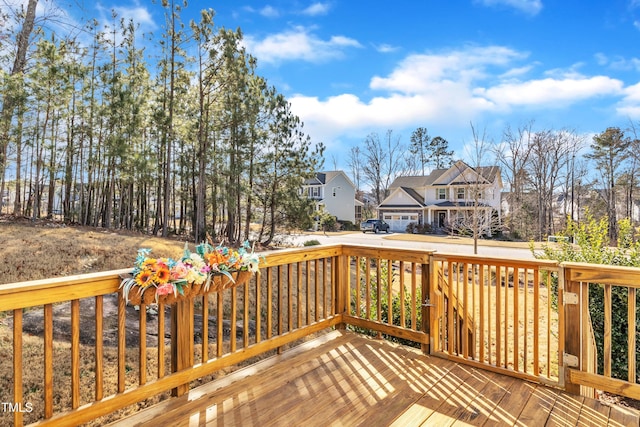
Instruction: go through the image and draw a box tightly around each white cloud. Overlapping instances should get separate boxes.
[499,65,535,78]
[259,6,280,18]
[593,53,640,72]
[370,46,526,94]
[476,0,543,15]
[287,45,629,148]
[244,26,362,64]
[374,43,400,53]
[617,81,640,118]
[476,76,624,106]
[301,3,331,16]
[111,6,156,28]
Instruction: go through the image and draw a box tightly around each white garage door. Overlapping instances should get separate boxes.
[383,213,418,232]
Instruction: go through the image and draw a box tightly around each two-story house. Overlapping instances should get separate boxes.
[302,171,361,227]
[377,160,503,234]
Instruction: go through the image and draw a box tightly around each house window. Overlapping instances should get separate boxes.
[457,188,465,199]
[309,186,320,198]
[437,188,446,200]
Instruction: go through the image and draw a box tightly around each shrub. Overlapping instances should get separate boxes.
[303,239,321,246]
[338,220,357,231]
[406,222,432,234]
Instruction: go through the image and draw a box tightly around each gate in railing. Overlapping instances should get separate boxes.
[430,254,562,387]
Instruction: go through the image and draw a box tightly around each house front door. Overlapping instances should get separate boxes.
[438,211,446,228]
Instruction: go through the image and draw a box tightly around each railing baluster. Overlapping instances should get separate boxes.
[411,263,417,330]
[387,259,393,326]
[629,287,636,383]
[314,260,319,322]
[216,291,223,357]
[355,257,361,318]
[13,308,23,427]
[243,278,249,347]
[267,267,273,338]
[399,261,405,329]
[532,268,536,375]
[117,293,126,394]
[546,270,551,378]
[513,267,519,372]
[479,263,485,364]
[158,302,165,377]
[308,260,313,325]
[365,258,371,320]
[604,283,612,378]
[487,264,492,366]
[72,299,80,408]
[297,261,302,329]
[95,295,104,400]
[451,262,456,353]
[256,270,262,343]
[524,268,529,374]
[376,259,382,324]
[278,265,283,338]
[230,287,237,352]
[287,263,293,332]
[495,265,502,368]
[202,294,209,362]
[139,302,147,386]
[44,303,53,418]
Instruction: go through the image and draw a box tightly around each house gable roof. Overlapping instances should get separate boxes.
[378,187,425,208]
[304,171,356,188]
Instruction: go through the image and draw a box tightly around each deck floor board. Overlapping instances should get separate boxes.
[109,331,640,427]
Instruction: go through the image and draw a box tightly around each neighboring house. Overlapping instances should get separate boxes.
[377,160,503,233]
[302,171,358,226]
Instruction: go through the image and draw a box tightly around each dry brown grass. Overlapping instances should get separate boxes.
[0,217,187,285]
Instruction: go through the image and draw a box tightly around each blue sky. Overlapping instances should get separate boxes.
[65,1,640,169]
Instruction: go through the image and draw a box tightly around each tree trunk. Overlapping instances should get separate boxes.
[0,0,38,211]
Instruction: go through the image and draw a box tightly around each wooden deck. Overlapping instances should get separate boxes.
[110,330,639,427]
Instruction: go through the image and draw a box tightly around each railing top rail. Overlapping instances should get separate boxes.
[562,261,640,288]
[0,245,345,311]
[432,252,559,270]
[0,268,130,311]
[341,244,435,264]
[260,244,343,266]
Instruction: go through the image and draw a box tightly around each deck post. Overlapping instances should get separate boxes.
[171,297,194,397]
[563,269,582,396]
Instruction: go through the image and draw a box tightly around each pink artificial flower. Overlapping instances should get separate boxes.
[156,283,174,296]
[171,262,189,280]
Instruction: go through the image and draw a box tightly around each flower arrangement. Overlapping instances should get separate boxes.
[120,240,261,305]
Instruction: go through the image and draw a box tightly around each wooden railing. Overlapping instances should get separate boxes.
[0,245,343,427]
[2,244,640,426]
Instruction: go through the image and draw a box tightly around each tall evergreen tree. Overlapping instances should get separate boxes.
[586,127,630,244]
[409,127,430,175]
